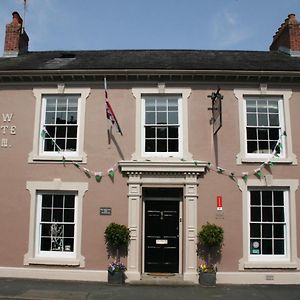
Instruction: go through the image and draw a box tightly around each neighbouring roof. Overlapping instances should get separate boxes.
[1,49,300,82]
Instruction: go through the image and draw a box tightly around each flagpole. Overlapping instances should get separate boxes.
[104,77,111,144]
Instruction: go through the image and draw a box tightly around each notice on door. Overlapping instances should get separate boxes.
[156,239,168,245]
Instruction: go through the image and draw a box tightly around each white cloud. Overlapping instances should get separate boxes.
[211,10,253,49]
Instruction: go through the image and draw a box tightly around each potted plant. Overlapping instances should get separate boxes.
[104,222,130,284]
[197,222,224,286]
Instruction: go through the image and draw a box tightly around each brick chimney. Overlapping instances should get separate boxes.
[3,11,29,57]
[270,14,300,56]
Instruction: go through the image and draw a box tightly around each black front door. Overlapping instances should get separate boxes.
[145,200,179,273]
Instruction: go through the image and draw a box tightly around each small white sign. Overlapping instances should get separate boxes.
[156,239,168,245]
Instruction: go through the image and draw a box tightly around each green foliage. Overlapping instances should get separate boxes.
[104,223,130,259]
[197,222,224,248]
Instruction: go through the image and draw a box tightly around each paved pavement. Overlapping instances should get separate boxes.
[1,278,300,300]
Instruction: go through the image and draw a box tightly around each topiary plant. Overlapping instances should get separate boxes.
[104,222,130,261]
[197,222,224,272]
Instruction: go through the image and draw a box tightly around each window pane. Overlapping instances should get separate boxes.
[157,112,167,124]
[168,139,178,152]
[57,99,67,111]
[53,209,63,222]
[247,128,257,140]
[262,224,272,238]
[258,141,269,153]
[250,223,260,237]
[65,195,75,208]
[274,207,285,222]
[274,224,284,238]
[168,127,178,138]
[44,139,54,151]
[67,98,78,112]
[250,239,261,254]
[145,112,155,124]
[41,223,51,237]
[262,207,272,222]
[46,98,56,111]
[274,191,284,206]
[251,207,261,221]
[67,111,77,124]
[145,139,155,152]
[258,129,268,140]
[168,99,178,111]
[262,239,272,254]
[262,191,272,205]
[66,126,77,138]
[54,195,64,208]
[64,209,75,222]
[157,99,167,111]
[257,100,268,113]
[42,195,52,207]
[40,237,51,251]
[168,112,178,124]
[41,209,51,222]
[45,126,55,137]
[269,128,279,140]
[274,240,284,254]
[268,101,278,113]
[66,139,77,151]
[64,238,74,251]
[56,126,66,138]
[246,100,256,112]
[64,224,74,237]
[247,114,257,126]
[251,191,261,205]
[157,139,167,152]
[247,141,258,153]
[145,99,155,111]
[157,127,167,138]
[56,139,65,151]
[269,114,279,126]
[258,114,268,126]
[45,112,56,124]
[145,127,155,138]
[56,111,66,124]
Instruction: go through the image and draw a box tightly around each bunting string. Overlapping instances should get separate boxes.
[41,127,118,182]
[193,131,287,184]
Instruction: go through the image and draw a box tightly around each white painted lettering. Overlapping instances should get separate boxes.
[1,125,9,134]
[2,113,13,122]
[1,138,8,148]
[10,125,16,135]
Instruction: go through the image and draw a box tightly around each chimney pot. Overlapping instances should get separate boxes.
[270,14,300,56]
[3,11,29,57]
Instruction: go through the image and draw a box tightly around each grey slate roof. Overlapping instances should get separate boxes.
[0,50,300,73]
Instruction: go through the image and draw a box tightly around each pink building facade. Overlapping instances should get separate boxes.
[1,12,300,284]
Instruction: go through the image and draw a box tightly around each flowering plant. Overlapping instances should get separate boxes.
[108,261,127,274]
[198,262,217,273]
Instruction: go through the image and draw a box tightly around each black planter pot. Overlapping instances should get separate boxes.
[199,272,216,286]
[107,271,125,285]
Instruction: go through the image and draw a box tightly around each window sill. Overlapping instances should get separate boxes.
[26,257,83,267]
[28,152,87,163]
[240,261,299,270]
[236,153,297,165]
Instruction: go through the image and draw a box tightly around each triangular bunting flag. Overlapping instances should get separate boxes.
[95,172,102,183]
[108,168,115,179]
[83,168,91,178]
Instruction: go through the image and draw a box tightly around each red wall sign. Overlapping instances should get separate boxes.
[217,196,223,210]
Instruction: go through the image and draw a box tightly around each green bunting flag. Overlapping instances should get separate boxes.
[108,168,115,179]
[41,129,46,138]
[242,173,249,184]
[254,169,263,179]
[95,172,102,183]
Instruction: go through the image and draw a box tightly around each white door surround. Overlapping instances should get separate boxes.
[119,160,207,283]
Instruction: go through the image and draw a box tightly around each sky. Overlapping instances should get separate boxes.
[0,0,300,53]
